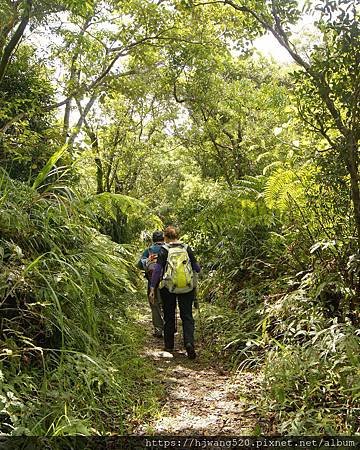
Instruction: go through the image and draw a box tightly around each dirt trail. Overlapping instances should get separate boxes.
[134,305,262,435]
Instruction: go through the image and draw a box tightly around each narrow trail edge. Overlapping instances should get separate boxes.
[133,304,263,436]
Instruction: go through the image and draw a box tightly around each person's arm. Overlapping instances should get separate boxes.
[150,248,167,288]
[187,246,200,273]
[149,264,162,289]
[137,248,149,269]
[149,248,167,303]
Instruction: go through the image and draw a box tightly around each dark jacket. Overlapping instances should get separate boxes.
[137,242,165,270]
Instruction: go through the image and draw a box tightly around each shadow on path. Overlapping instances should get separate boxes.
[133,303,261,435]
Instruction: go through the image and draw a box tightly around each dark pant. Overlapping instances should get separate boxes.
[160,287,195,350]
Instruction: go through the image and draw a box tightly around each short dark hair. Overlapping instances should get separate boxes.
[152,230,164,242]
[164,226,179,240]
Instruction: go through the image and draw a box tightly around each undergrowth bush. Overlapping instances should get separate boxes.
[257,281,360,434]
[199,274,360,434]
[198,285,265,369]
[0,169,161,435]
[262,320,360,434]
[0,305,161,435]
[186,164,359,434]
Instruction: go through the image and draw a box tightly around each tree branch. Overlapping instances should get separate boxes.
[0,0,32,82]
[63,18,92,141]
[46,69,137,111]
[193,1,228,6]
[108,32,203,54]
[224,0,348,137]
[224,0,271,32]
[296,102,337,149]
[173,82,186,103]
[68,95,97,148]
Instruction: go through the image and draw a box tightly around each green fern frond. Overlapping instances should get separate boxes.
[263,160,283,176]
[93,192,147,216]
[234,175,266,199]
[88,192,162,227]
[264,168,303,211]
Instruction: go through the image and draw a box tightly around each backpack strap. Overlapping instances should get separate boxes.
[165,242,187,249]
[163,243,189,269]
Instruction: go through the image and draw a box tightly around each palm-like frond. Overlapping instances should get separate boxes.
[264,168,304,211]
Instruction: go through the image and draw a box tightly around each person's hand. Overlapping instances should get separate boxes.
[148,288,155,304]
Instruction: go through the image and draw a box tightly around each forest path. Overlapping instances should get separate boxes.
[132,302,262,435]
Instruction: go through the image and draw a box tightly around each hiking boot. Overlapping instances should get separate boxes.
[185,343,196,360]
[163,347,174,353]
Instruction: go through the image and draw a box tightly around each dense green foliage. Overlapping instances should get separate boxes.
[0,0,359,436]
[0,169,160,434]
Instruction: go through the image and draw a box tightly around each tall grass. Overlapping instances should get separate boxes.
[198,271,360,434]
[0,169,160,435]
[190,175,360,434]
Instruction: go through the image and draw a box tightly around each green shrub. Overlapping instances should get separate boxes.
[262,322,360,434]
[0,170,161,435]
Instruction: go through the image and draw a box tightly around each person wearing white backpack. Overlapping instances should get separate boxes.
[149,226,200,359]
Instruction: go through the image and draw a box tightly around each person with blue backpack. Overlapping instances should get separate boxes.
[137,230,165,338]
[149,226,200,359]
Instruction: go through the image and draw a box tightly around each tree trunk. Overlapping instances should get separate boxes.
[0,0,32,83]
[85,127,103,194]
[62,99,72,142]
[62,18,91,141]
[69,94,97,149]
[346,140,360,249]
[95,156,104,194]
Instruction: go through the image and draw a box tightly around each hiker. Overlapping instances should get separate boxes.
[149,226,200,359]
[137,230,165,338]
